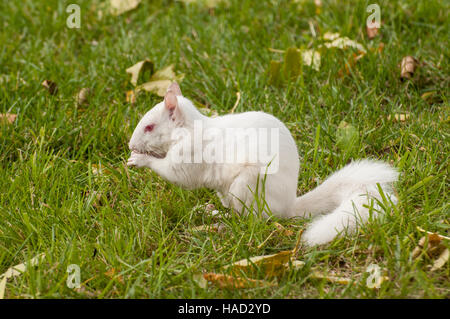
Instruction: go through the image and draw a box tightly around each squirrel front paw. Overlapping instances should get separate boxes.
[127,151,151,168]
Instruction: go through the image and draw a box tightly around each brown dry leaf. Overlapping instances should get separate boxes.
[416,226,450,240]
[366,25,379,39]
[104,268,124,284]
[388,112,410,122]
[109,0,141,16]
[0,113,17,124]
[126,59,154,87]
[76,88,92,106]
[430,248,449,271]
[0,253,45,299]
[412,232,447,260]
[310,271,354,285]
[400,56,419,79]
[202,272,270,289]
[42,80,58,95]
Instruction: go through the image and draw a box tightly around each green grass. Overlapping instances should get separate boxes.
[0,0,449,298]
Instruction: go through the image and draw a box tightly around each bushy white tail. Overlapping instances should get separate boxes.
[293,160,398,246]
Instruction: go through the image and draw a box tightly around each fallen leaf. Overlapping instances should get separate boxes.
[126,59,154,87]
[202,272,270,289]
[136,64,184,97]
[178,0,227,9]
[268,60,283,87]
[126,90,137,104]
[301,49,321,71]
[322,32,366,54]
[41,80,58,95]
[0,253,45,299]
[76,88,92,106]
[109,0,141,16]
[400,56,419,79]
[0,113,17,124]
[283,47,302,79]
[290,260,305,269]
[193,273,208,288]
[323,36,367,54]
[323,32,340,41]
[388,113,410,122]
[366,25,380,39]
[430,248,449,271]
[314,0,322,14]
[412,233,444,258]
[138,80,172,97]
[416,226,450,241]
[225,229,304,278]
[225,251,293,278]
[310,271,354,285]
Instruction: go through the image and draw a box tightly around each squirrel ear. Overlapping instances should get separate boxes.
[164,91,183,124]
[166,82,182,96]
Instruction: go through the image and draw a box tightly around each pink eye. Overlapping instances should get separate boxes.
[144,124,155,133]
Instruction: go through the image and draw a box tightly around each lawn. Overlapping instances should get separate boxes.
[0,0,448,298]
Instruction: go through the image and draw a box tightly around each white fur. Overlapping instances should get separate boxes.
[128,88,398,246]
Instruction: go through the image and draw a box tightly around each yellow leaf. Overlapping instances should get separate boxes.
[138,80,174,97]
[110,0,141,16]
[126,59,154,87]
[202,272,270,289]
[388,112,410,122]
[178,0,227,9]
[126,90,136,104]
[135,64,184,97]
[323,36,367,54]
[224,251,293,278]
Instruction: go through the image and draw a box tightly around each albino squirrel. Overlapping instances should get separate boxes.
[128,82,398,246]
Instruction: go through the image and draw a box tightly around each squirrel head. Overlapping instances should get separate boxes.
[128,82,192,158]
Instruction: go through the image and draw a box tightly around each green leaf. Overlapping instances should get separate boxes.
[268,60,283,87]
[283,47,302,80]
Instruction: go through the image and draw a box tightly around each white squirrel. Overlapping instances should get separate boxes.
[128,82,398,246]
